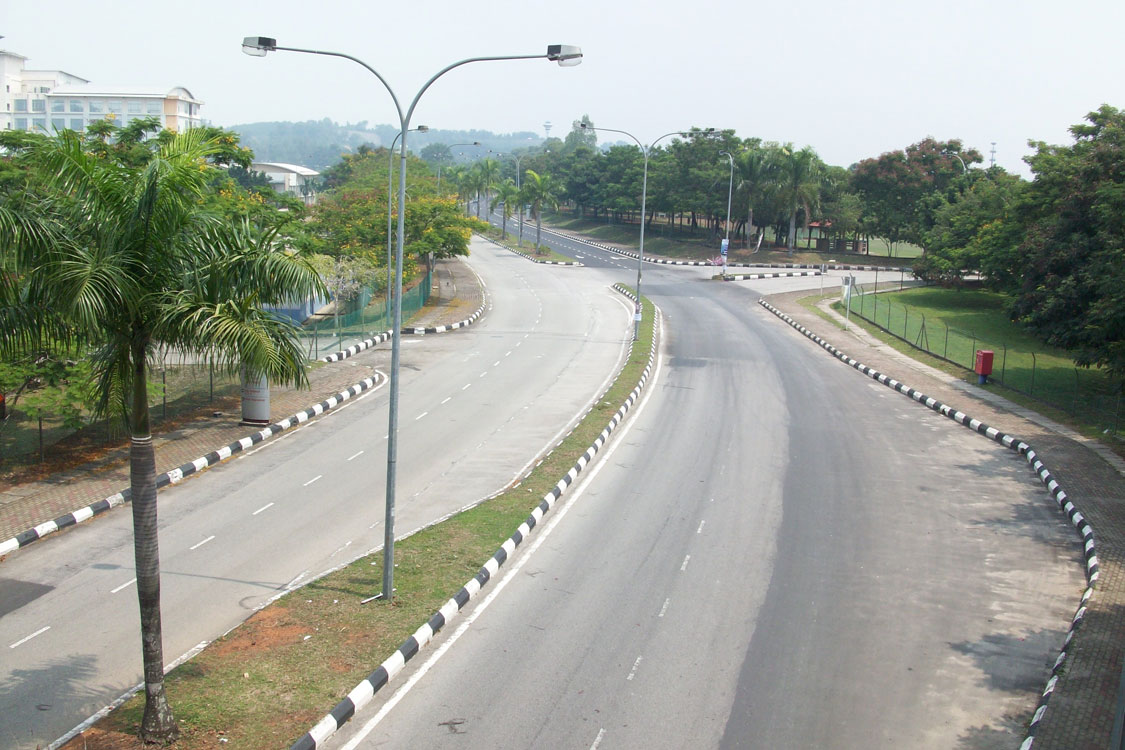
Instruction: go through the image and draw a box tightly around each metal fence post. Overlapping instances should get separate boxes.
[1001,345,1007,384]
[971,334,976,369]
[904,306,909,340]
[1030,352,1037,397]
[944,322,949,359]
[1073,369,1080,415]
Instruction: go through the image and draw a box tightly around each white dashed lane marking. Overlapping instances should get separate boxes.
[253,502,274,516]
[9,626,50,649]
[111,578,136,594]
[189,535,215,551]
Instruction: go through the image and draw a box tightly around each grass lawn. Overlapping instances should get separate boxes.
[64,292,657,750]
[840,286,1123,439]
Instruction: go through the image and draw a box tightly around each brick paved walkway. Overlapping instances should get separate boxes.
[0,257,483,546]
[767,289,1125,750]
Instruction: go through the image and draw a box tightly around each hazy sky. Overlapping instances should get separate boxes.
[4,0,1123,176]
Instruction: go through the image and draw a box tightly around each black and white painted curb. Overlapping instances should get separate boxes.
[722,270,822,282]
[540,226,911,272]
[0,286,491,558]
[319,297,487,364]
[756,298,1097,750]
[477,232,583,266]
[0,374,387,558]
[289,284,657,750]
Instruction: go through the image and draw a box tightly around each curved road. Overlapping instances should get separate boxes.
[329,223,1084,749]
[0,238,633,749]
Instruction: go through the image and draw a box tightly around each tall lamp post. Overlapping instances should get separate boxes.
[580,123,711,340]
[437,141,482,195]
[242,37,583,603]
[719,150,734,276]
[386,125,429,322]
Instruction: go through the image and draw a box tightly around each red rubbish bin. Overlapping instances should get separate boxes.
[974,350,994,384]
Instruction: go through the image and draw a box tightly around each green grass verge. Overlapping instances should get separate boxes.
[480,224,574,264]
[85,292,657,749]
[815,288,1123,448]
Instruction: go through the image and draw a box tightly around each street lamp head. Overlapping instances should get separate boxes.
[546,44,583,67]
[416,125,430,133]
[241,36,276,57]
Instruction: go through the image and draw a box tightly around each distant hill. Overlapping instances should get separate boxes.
[230,118,543,172]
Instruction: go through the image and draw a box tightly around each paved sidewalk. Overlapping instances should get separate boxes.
[768,289,1125,749]
[0,257,483,550]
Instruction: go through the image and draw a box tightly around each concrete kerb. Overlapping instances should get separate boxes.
[289,284,658,750]
[722,270,822,282]
[0,297,489,560]
[476,232,583,266]
[756,298,1096,750]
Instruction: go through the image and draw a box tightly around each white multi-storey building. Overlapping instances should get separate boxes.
[1,48,203,134]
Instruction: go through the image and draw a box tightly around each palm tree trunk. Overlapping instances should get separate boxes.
[787,210,797,254]
[501,212,508,240]
[129,342,178,742]
[535,209,543,254]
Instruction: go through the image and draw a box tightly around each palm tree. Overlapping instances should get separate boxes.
[735,146,771,251]
[475,157,501,218]
[0,128,326,742]
[519,169,560,254]
[772,144,823,254]
[491,179,520,240]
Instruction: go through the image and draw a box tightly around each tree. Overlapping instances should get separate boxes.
[491,179,520,239]
[0,129,326,742]
[472,158,501,218]
[520,169,561,253]
[563,115,597,152]
[1003,105,1125,376]
[771,144,824,254]
[915,169,1024,284]
[851,138,982,252]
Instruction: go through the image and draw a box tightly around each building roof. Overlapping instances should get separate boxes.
[251,162,320,177]
[49,84,202,103]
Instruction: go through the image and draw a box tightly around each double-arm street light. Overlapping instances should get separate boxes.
[580,123,712,340]
[242,37,582,603]
[437,142,483,195]
[719,150,734,276]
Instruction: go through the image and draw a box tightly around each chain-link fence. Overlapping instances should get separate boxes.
[1,270,433,465]
[298,269,432,359]
[843,285,1123,437]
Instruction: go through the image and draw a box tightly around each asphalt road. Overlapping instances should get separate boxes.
[0,239,633,749]
[327,225,1085,749]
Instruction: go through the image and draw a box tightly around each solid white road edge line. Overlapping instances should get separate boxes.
[337,317,666,750]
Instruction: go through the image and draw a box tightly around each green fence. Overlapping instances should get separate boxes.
[843,285,1123,437]
[299,269,432,359]
[0,270,435,465]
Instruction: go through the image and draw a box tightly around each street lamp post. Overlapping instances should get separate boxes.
[387,126,429,325]
[719,150,734,277]
[242,37,582,603]
[436,141,482,195]
[580,123,710,340]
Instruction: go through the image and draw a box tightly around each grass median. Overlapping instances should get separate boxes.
[65,290,657,750]
[480,224,576,264]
